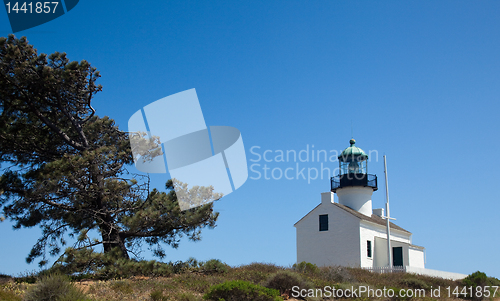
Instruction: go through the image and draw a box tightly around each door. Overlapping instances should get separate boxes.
[393,247,403,267]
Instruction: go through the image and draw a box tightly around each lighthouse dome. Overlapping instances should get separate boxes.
[338,139,368,161]
[332,139,378,192]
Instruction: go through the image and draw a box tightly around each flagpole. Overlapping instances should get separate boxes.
[384,155,392,268]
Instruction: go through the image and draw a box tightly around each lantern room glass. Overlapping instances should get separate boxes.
[339,159,367,175]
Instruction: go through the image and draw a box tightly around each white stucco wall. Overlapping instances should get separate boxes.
[336,187,373,216]
[408,246,425,268]
[374,236,388,267]
[295,196,361,267]
[374,236,422,268]
[405,266,466,280]
[295,192,424,269]
[360,223,411,268]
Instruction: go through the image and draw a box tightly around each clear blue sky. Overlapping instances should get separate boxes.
[1,1,499,279]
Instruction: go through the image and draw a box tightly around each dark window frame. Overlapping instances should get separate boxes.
[367,240,372,258]
[319,214,328,231]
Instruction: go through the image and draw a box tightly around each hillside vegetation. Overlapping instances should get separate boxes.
[1,260,499,301]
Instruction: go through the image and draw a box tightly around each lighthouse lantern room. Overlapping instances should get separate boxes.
[331,139,377,194]
[330,139,377,217]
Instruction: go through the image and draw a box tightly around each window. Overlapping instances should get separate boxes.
[319,214,328,231]
[367,240,372,258]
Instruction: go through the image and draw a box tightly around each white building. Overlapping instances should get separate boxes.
[295,191,425,269]
[294,139,466,280]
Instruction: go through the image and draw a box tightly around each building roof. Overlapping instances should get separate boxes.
[373,236,425,250]
[338,139,369,161]
[293,203,321,226]
[333,203,411,234]
[294,201,411,235]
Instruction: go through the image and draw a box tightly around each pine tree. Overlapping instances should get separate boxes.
[0,35,219,266]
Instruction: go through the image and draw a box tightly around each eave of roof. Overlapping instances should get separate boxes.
[373,236,425,249]
[409,244,425,250]
[293,203,321,226]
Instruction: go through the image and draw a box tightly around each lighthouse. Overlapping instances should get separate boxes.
[293,138,470,280]
[294,139,426,270]
[331,139,378,216]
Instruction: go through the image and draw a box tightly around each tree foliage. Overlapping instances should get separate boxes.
[0,35,220,266]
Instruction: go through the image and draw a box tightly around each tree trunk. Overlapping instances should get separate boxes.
[101,225,129,260]
[92,163,130,259]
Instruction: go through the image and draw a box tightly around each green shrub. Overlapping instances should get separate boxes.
[203,280,282,301]
[319,266,356,283]
[53,248,229,279]
[150,289,168,301]
[462,271,498,300]
[463,271,488,288]
[399,277,430,290]
[177,292,200,301]
[263,270,314,295]
[93,258,174,279]
[186,257,202,269]
[110,280,133,294]
[0,273,13,286]
[292,262,318,275]
[15,271,38,284]
[52,247,175,279]
[487,276,500,287]
[242,263,282,274]
[51,247,110,276]
[488,277,500,298]
[0,290,22,301]
[202,259,228,274]
[22,273,91,301]
[170,260,191,274]
[388,287,412,301]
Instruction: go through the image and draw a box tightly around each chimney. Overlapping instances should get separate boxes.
[373,208,384,217]
[321,192,334,205]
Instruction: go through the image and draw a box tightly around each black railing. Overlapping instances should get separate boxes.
[331,173,378,192]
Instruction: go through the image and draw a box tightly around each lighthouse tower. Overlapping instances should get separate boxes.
[293,139,429,273]
[293,138,468,279]
[331,139,378,216]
